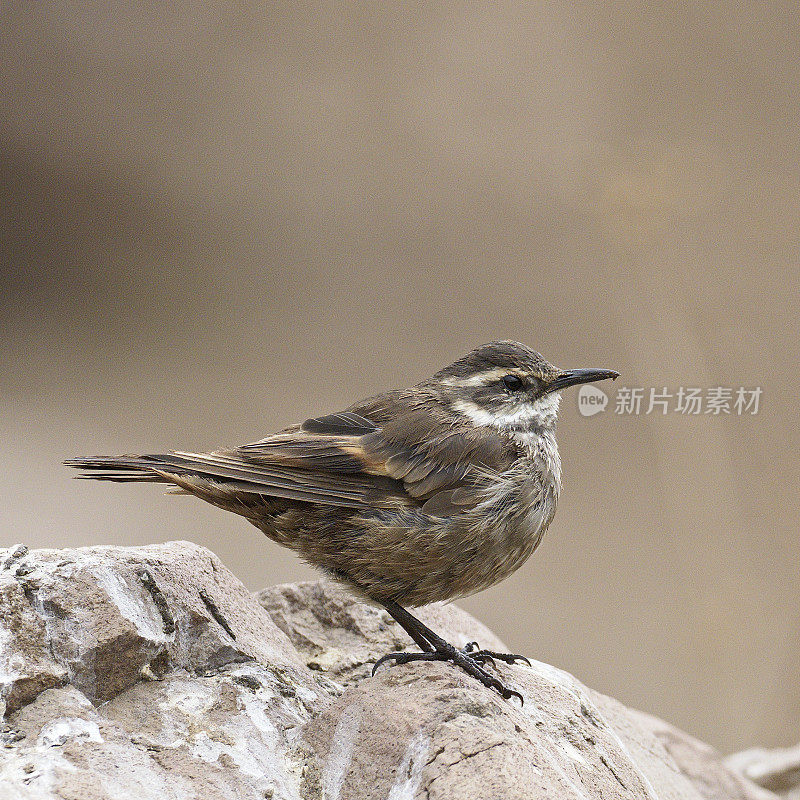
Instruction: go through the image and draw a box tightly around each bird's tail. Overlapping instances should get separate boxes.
[63,455,178,482]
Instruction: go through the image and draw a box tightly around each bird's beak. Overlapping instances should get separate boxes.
[546,368,619,394]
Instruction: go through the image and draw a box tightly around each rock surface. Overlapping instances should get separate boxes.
[0,541,780,799]
[726,744,800,799]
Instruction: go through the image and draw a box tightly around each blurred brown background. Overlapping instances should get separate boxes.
[1,2,798,753]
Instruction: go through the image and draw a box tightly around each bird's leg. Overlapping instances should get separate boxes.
[379,602,530,667]
[373,600,524,703]
[391,612,436,652]
[378,599,438,651]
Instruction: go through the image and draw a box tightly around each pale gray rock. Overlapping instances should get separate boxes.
[0,541,779,799]
[726,744,800,799]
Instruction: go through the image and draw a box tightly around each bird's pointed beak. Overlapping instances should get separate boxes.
[546,368,619,394]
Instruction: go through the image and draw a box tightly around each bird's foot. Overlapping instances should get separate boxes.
[461,641,531,668]
[372,643,524,703]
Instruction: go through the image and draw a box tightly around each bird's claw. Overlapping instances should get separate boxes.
[462,641,531,667]
[371,645,524,704]
[501,686,524,704]
[371,651,420,676]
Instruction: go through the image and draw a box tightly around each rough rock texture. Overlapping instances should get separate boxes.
[0,541,780,800]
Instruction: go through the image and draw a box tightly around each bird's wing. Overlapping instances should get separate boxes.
[236,390,518,514]
[70,394,519,513]
[128,449,405,509]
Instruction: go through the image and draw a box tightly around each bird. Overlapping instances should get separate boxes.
[65,341,618,702]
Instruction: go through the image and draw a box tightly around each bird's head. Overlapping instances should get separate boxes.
[426,341,618,432]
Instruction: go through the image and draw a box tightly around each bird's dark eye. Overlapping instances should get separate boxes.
[501,374,525,392]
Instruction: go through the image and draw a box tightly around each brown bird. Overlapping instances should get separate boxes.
[66,341,617,701]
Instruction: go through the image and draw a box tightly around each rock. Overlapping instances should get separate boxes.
[726,744,800,798]
[0,541,779,800]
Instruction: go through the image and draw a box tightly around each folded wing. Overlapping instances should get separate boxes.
[67,393,518,516]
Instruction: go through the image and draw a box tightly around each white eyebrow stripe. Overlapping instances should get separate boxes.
[441,368,521,387]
